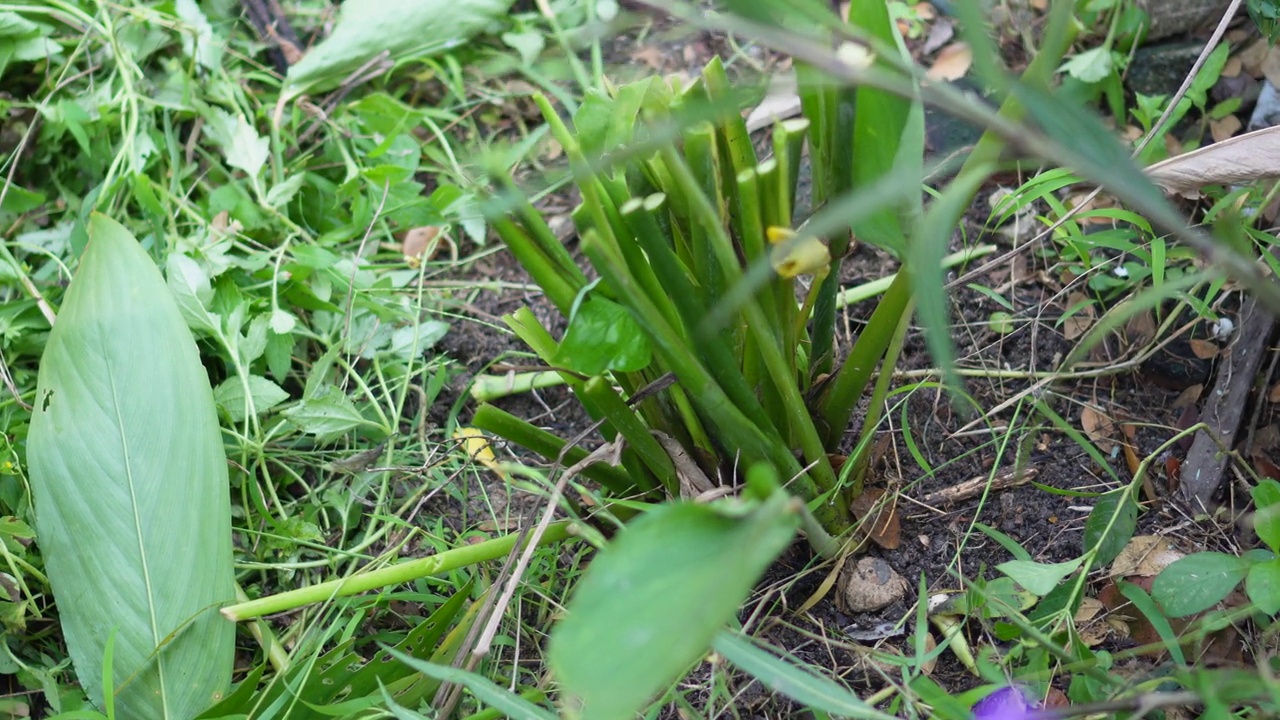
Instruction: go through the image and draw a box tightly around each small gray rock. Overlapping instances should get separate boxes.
[838,556,908,613]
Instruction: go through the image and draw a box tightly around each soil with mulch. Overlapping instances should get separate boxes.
[431,7,1268,715]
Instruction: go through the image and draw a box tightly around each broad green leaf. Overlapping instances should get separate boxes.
[848,0,923,251]
[283,0,516,98]
[1152,552,1251,617]
[1247,558,1280,614]
[712,632,896,719]
[1083,488,1137,566]
[551,295,651,375]
[572,79,652,161]
[1253,479,1280,551]
[996,558,1084,597]
[212,375,289,422]
[27,214,235,718]
[549,494,799,720]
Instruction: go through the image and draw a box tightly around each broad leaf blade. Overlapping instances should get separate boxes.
[548,494,799,720]
[283,0,515,98]
[28,213,234,718]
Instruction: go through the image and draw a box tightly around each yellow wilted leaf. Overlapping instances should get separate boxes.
[766,227,830,278]
[454,427,507,480]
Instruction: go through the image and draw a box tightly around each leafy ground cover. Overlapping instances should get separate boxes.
[6,0,1280,718]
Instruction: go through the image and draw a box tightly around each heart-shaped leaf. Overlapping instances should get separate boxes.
[28,214,235,718]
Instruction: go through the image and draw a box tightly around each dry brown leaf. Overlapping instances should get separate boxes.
[1222,55,1243,78]
[1189,338,1220,360]
[1109,535,1183,579]
[1062,292,1095,339]
[926,42,971,81]
[630,45,665,70]
[851,487,902,550]
[1146,125,1280,197]
[1242,38,1272,76]
[1265,45,1280,88]
[1080,405,1117,453]
[920,632,938,675]
[1172,383,1203,409]
[921,17,953,55]
[745,72,802,132]
[1125,310,1156,347]
[401,226,442,264]
[1210,114,1242,143]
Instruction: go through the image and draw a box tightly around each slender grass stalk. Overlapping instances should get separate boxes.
[773,118,809,218]
[702,57,758,209]
[580,228,846,527]
[580,377,670,494]
[847,297,915,494]
[815,270,913,446]
[221,522,579,622]
[657,148,839,494]
[471,404,635,494]
[490,218,580,315]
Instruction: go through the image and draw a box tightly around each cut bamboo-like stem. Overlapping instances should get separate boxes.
[222,522,578,621]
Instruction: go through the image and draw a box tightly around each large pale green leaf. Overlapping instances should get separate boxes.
[548,493,800,720]
[27,214,235,719]
[283,0,515,98]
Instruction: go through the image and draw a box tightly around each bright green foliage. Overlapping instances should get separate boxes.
[27,214,235,718]
[549,492,800,720]
[1153,480,1280,617]
[283,0,516,97]
[1152,552,1253,618]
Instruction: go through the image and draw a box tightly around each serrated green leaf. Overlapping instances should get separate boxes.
[213,375,289,422]
[283,390,382,440]
[1152,552,1251,617]
[996,558,1084,597]
[166,253,217,333]
[1083,488,1137,566]
[1059,46,1114,84]
[204,109,267,178]
[27,213,234,718]
[549,494,799,720]
[1247,558,1280,614]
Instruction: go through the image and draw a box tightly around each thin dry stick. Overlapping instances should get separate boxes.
[947,0,1245,293]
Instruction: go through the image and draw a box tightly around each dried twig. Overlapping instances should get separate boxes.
[917,466,1038,508]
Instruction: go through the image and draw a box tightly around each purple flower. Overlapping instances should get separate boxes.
[972,686,1038,720]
